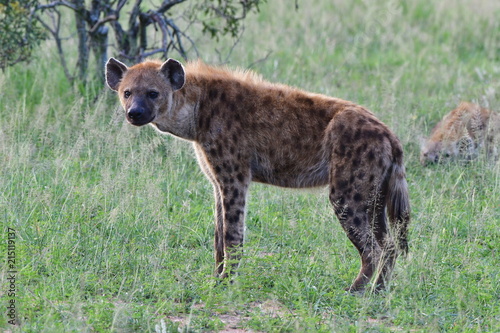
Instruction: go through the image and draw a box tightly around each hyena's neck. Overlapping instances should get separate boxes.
[162,70,255,143]
[151,85,201,141]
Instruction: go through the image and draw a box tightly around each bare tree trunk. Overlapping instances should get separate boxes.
[90,26,108,82]
[73,0,88,82]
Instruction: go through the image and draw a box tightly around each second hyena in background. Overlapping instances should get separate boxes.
[105,58,410,292]
[420,102,500,165]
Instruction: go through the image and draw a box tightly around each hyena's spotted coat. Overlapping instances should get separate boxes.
[420,102,500,165]
[105,58,411,292]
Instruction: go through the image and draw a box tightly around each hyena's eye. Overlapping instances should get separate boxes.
[124,91,131,99]
[148,91,159,99]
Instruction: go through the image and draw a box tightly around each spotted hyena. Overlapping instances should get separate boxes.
[420,102,500,165]
[105,58,410,292]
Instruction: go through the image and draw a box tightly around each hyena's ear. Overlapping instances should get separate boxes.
[105,58,128,91]
[160,58,185,91]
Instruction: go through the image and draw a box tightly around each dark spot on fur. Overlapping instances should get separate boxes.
[209,88,218,99]
[353,193,363,202]
[352,159,359,168]
[297,96,314,106]
[263,96,273,105]
[357,171,365,180]
[342,131,352,142]
[353,217,362,226]
[210,148,217,157]
[367,150,375,161]
[369,175,375,182]
[335,146,345,157]
[338,179,348,190]
[345,208,354,217]
[228,212,240,224]
[393,147,403,159]
[215,166,221,173]
[237,173,244,182]
[220,92,227,102]
[233,188,239,198]
[345,187,352,196]
[225,231,237,242]
[363,129,383,140]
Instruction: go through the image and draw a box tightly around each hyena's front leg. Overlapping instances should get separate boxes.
[194,146,224,275]
[213,185,224,275]
[215,169,250,279]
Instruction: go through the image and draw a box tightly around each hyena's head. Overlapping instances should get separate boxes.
[105,58,185,126]
[420,136,475,165]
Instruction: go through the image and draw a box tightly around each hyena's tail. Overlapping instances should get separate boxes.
[386,162,411,255]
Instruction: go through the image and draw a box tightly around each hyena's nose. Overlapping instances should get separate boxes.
[127,107,144,120]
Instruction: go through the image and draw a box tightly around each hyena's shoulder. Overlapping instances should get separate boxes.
[420,102,498,165]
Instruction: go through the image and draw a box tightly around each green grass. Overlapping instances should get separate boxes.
[1,0,500,331]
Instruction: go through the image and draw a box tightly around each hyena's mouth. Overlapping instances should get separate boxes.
[127,117,155,126]
[126,112,155,126]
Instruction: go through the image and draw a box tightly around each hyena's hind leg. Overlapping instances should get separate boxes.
[368,183,398,291]
[327,111,398,292]
[329,187,385,292]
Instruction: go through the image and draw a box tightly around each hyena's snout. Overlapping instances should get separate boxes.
[126,101,155,126]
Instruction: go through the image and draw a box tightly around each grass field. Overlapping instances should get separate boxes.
[1,0,500,331]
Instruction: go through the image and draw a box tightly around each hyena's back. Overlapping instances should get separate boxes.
[190,63,394,188]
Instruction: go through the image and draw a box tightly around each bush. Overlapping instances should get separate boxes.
[0,0,45,70]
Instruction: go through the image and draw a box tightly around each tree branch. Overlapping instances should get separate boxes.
[157,0,187,14]
[34,9,73,82]
[37,0,78,11]
[89,15,117,34]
